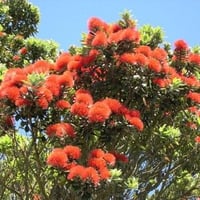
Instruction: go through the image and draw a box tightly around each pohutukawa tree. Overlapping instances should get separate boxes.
[0,2,200,200]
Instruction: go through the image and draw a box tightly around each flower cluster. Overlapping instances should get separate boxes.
[47,145,81,169]
[47,146,116,186]
[0,60,74,110]
[46,123,76,138]
[47,91,144,133]
[86,17,140,47]
[71,89,144,131]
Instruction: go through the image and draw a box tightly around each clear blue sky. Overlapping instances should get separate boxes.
[30,0,200,50]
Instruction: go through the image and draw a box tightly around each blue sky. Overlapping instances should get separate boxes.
[30,0,200,50]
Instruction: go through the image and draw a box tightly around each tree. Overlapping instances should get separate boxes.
[0,2,200,200]
[0,1,58,199]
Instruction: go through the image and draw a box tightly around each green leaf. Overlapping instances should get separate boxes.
[125,177,139,190]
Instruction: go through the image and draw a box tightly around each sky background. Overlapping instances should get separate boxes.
[29,0,200,51]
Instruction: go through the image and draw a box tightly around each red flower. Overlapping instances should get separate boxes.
[108,28,140,44]
[46,123,76,138]
[3,68,26,86]
[126,116,144,131]
[119,53,136,64]
[88,17,108,32]
[103,98,122,114]
[126,109,141,118]
[189,53,200,65]
[120,28,140,43]
[151,48,167,61]
[70,102,89,117]
[55,53,71,71]
[134,53,148,66]
[36,87,53,102]
[19,86,28,94]
[15,97,31,107]
[75,91,93,105]
[181,75,200,87]
[47,148,68,168]
[98,167,110,180]
[88,101,111,122]
[1,86,20,102]
[174,39,188,50]
[56,100,71,109]
[148,58,162,73]
[84,167,100,186]
[67,165,86,180]
[90,149,105,158]
[91,31,108,47]
[64,162,77,170]
[67,60,82,71]
[58,71,74,87]
[108,31,122,43]
[103,153,116,166]
[67,165,100,186]
[83,49,99,65]
[153,78,172,88]
[195,136,200,143]
[112,152,129,163]
[187,91,200,103]
[118,105,129,115]
[45,75,61,96]
[37,97,49,109]
[162,64,177,76]
[36,87,53,109]
[109,23,122,33]
[88,157,106,169]
[63,145,81,160]
[135,45,152,57]
[26,60,52,74]
[75,89,91,95]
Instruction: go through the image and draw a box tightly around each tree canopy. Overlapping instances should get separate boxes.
[0,1,200,200]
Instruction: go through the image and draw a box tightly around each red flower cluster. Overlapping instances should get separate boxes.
[70,89,144,130]
[86,17,140,47]
[173,40,189,62]
[111,152,129,163]
[187,91,200,103]
[55,100,71,109]
[118,44,168,73]
[46,123,76,138]
[88,101,111,122]
[47,145,81,169]
[153,78,172,88]
[189,53,200,65]
[87,149,115,180]
[47,146,116,186]
[0,59,75,109]
[180,75,200,87]
[67,149,115,186]
[174,40,188,50]
[67,165,100,186]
